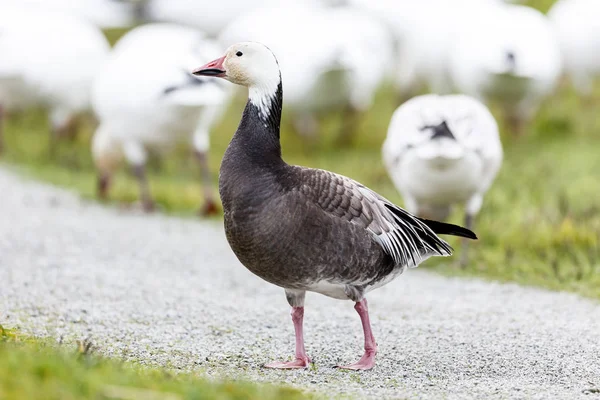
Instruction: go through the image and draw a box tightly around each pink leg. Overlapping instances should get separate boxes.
[338,298,377,370]
[264,307,311,369]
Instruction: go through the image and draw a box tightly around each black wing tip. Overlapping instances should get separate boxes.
[416,217,478,240]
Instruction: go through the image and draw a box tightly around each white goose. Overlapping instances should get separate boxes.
[548,0,600,95]
[347,0,499,96]
[0,7,110,153]
[126,0,303,37]
[382,94,503,264]
[91,23,231,214]
[0,0,136,28]
[324,6,395,118]
[448,4,563,133]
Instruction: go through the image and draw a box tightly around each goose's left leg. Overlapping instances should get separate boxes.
[265,290,311,369]
[124,141,154,212]
[461,194,482,267]
[49,108,78,156]
[194,150,219,216]
[506,98,537,136]
[335,104,361,147]
[338,298,377,370]
[192,111,219,216]
[460,213,475,268]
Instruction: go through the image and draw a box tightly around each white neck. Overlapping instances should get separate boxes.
[248,73,281,121]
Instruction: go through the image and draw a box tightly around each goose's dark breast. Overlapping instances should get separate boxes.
[220,163,395,291]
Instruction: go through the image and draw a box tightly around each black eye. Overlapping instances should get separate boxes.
[236,51,243,57]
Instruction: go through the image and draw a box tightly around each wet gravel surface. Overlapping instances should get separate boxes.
[1,169,599,399]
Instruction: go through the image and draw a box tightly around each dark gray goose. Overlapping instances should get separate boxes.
[192,42,477,370]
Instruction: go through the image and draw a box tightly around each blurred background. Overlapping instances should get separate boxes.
[0,0,598,297]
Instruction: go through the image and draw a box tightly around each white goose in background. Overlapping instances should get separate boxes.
[448,4,562,133]
[219,3,394,144]
[346,0,500,97]
[0,7,110,154]
[91,23,231,214]
[548,0,600,96]
[0,0,136,28]
[324,7,395,123]
[382,94,503,265]
[120,0,305,38]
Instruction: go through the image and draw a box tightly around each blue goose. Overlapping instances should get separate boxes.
[192,42,476,370]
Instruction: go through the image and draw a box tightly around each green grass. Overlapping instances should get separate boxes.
[0,327,309,400]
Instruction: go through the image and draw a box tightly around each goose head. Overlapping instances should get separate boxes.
[192,42,280,91]
[192,41,282,123]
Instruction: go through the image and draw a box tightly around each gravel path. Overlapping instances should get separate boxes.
[1,168,599,400]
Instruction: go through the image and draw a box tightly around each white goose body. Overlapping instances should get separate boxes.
[347,0,499,95]
[382,94,503,223]
[0,7,110,129]
[91,23,231,213]
[92,24,229,154]
[323,6,395,112]
[548,0,600,95]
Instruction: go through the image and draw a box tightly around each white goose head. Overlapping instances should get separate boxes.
[192,42,281,121]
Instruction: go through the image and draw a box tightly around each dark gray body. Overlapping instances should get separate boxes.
[221,161,396,297]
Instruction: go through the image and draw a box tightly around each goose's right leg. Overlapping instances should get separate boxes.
[264,290,311,369]
[192,113,219,216]
[461,194,483,267]
[131,164,154,212]
[337,298,377,370]
[335,104,361,147]
[194,149,219,216]
[97,172,111,200]
[124,141,154,212]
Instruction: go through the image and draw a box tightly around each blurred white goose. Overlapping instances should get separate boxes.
[219,3,393,143]
[0,0,136,28]
[382,94,502,264]
[325,6,395,115]
[548,0,600,95]
[347,0,499,97]
[125,0,304,37]
[448,4,562,133]
[91,23,231,214]
[0,7,110,153]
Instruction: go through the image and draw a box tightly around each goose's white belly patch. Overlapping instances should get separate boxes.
[364,264,408,293]
[305,263,413,300]
[306,281,349,300]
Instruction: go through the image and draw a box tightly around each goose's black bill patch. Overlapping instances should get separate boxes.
[192,68,225,77]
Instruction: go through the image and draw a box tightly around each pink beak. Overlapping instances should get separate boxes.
[192,55,226,77]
